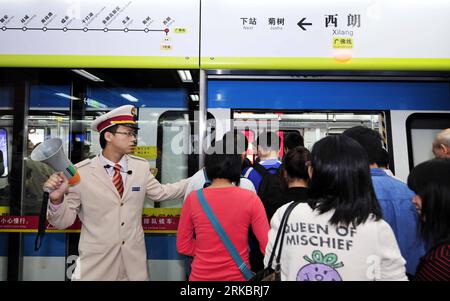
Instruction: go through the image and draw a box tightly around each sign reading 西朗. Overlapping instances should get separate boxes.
[200,0,450,70]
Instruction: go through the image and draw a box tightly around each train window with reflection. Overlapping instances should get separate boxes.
[0,128,8,177]
[0,128,9,214]
[406,113,450,169]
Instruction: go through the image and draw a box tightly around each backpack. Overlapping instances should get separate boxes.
[247,162,284,272]
[252,162,283,221]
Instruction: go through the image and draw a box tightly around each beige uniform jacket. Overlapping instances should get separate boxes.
[47,155,189,281]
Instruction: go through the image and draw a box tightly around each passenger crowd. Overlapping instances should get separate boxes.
[42,105,450,281]
[177,127,450,281]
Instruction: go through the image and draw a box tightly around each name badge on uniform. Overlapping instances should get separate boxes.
[132,186,140,192]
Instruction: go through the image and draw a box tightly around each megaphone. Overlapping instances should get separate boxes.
[31,138,81,251]
[31,138,80,186]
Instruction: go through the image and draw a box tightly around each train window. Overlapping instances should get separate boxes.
[0,83,13,221]
[154,111,190,208]
[234,111,382,152]
[0,128,9,219]
[154,111,215,208]
[24,82,71,216]
[406,113,450,169]
[0,128,8,177]
[0,86,13,109]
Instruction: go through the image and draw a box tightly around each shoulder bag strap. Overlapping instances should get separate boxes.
[267,201,300,268]
[196,189,254,280]
[252,162,268,176]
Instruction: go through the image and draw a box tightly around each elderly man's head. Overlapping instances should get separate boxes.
[432,128,450,158]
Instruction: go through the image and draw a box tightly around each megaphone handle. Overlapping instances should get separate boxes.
[34,191,49,251]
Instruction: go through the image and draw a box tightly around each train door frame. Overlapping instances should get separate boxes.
[230,108,395,172]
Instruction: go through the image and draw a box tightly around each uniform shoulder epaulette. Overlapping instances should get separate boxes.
[128,154,147,162]
[75,158,92,169]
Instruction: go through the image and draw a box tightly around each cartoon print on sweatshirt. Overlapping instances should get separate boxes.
[296,250,344,281]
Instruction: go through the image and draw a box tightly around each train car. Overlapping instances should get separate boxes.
[206,72,450,181]
[0,69,202,280]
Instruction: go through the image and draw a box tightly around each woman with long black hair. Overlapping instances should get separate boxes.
[407,158,450,281]
[264,135,407,281]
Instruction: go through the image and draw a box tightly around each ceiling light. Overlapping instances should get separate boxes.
[51,112,66,116]
[71,69,104,82]
[234,113,278,119]
[120,93,139,102]
[85,98,107,109]
[177,70,193,82]
[185,70,192,81]
[55,93,80,100]
[190,94,199,101]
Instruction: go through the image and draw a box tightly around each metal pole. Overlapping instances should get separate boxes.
[198,70,207,169]
[7,69,29,281]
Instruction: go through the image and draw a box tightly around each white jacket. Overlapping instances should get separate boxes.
[264,202,408,281]
[48,155,189,281]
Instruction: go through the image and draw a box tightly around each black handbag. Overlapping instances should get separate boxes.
[250,201,300,281]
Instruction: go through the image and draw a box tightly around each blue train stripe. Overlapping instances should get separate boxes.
[23,233,66,257]
[0,233,8,256]
[145,234,183,260]
[17,233,182,260]
[208,81,450,110]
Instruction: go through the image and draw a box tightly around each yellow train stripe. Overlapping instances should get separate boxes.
[0,55,199,68]
[201,57,450,71]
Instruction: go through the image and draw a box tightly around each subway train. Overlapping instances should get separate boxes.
[0,68,449,280]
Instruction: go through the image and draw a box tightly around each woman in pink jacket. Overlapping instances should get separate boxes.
[177,135,269,281]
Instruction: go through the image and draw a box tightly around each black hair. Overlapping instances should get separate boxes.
[284,131,304,150]
[281,146,311,185]
[377,148,389,169]
[99,125,118,149]
[342,126,383,165]
[407,158,450,246]
[221,130,249,155]
[308,135,382,227]
[205,140,242,185]
[256,130,280,152]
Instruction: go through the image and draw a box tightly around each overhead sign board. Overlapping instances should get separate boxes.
[0,0,449,70]
[0,0,200,68]
[200,0,450,70]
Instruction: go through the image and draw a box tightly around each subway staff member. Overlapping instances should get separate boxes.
[44,105,189,281]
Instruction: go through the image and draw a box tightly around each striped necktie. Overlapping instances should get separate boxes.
[113,163,124,197]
